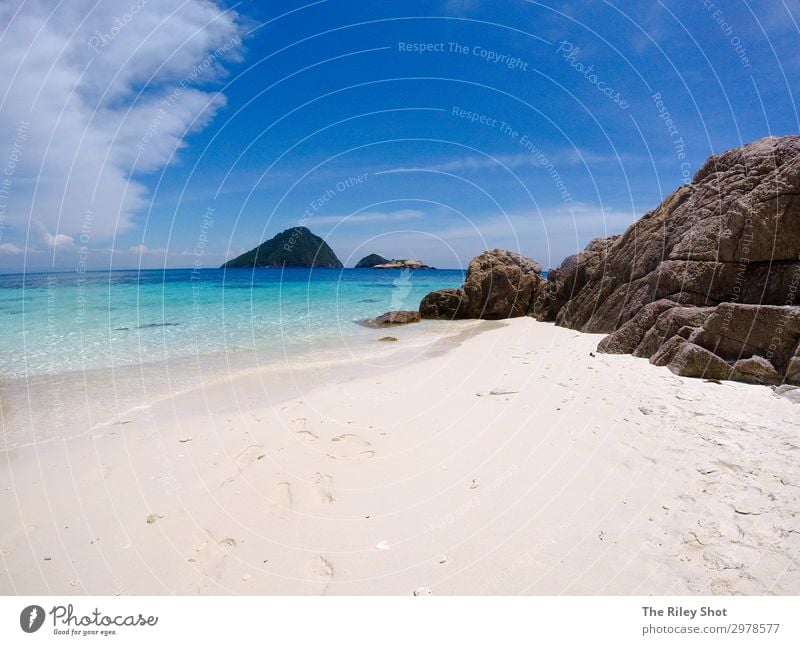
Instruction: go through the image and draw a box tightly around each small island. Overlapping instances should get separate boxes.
[354,253,389,268]
[221,226,343,269]
[363,258,435,270]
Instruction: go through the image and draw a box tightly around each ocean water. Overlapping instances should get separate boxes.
[0,267,469,447]
[0,267,465,380]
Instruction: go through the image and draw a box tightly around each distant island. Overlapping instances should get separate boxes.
[355,256,435,270]
[221,227,343,269]
[354,253,389,268]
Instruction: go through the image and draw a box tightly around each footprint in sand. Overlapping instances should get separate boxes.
[266,481,293,511]
[233,444,266,470]
[193,535,237,590]
[313,473,335,504]
[218,444,266,487]
[638,404,672,416]
[309,555,334,591]
[328,434,374,460]
[290,417,318,442]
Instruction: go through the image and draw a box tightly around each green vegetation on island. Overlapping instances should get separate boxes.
[221,227,343,269]
[354,253,390,268]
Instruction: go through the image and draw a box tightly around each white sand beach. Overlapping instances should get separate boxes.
[1,318,798,595]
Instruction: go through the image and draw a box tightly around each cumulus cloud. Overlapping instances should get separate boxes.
[44,232,77,250]
[129,244,167,255]
[0,243,24,255]
[0,0,243,246]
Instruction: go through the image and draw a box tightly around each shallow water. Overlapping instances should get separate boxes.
[0,267,467,448]
[0,267,464,379]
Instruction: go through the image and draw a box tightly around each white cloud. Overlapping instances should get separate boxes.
[129,244,167,255]
[421,202,635,264]
[0,0,243,245]
[420,151,624,174]
[327,202,638,269]
[313,209,426,225]
[0,243,24,255]
[423,154,534,173]
[46,233,77,249]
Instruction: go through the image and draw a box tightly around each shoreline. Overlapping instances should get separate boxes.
[1,317,798,595]
[0,318,482,450]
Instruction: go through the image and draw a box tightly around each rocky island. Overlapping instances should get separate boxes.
[221,226,343,269]
[354,253,390,268]
[371,258,435,270]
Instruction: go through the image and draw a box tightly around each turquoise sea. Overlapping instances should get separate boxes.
[0,267,467,447]
[0,267,465,380]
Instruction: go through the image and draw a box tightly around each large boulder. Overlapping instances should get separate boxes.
[535,235,619,322]
[601,300,800,385]
[420,249,545,320]
[419,288,465,319]
[597,299,678,354]
[665,342,734,380]
[550,136,800,332]
[358,310,421,328]
[731,356,783,385]
[691,303,800,371]
[582,135,800,386]
[633,306,714,359]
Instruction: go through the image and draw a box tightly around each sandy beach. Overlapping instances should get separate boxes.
[1,317,798,595]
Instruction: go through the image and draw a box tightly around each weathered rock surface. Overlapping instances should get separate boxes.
[633,306,714,359]
[535,235,619,323]
[692,304,800,369]
[417,136,800,386]
[420,249,545,320]
[732,356,783,385]
[549,136,800,333]
[600,300,800,385]
[666,342,735,380]
[358,310,421,328]
[578,136,800,385]
[419,288,465,319]
[596,300,678,354]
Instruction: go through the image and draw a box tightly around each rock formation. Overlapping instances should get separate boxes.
[533,235,619,323]
[599,301,800,384]
[358,310,421,328]
[546,136,800,333]
[420,249,545,319]
[419,135,800,386]
[221,227,342,269]
[355,253,389,268]
[573,135,800,385]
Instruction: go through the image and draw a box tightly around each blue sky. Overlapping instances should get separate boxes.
[1,0,798,271]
